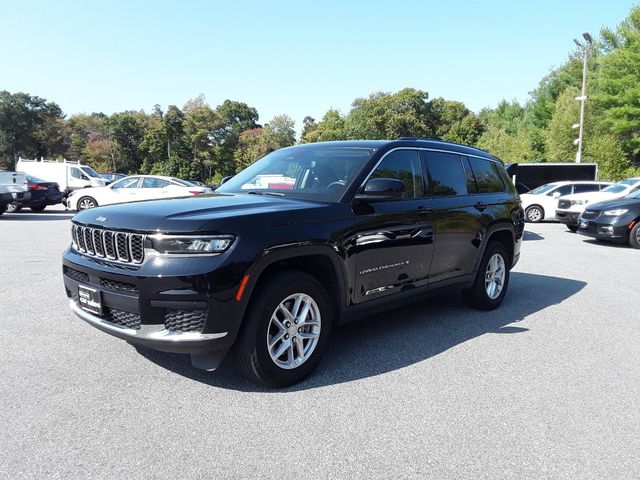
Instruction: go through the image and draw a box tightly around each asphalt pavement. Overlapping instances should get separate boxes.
[1,206,639,479]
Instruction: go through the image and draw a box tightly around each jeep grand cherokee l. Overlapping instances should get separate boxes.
[62,139,524,387]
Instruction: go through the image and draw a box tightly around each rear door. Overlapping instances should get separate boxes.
[352,149,435,303]
[421,152,488,285]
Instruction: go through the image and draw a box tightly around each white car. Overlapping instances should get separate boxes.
[521,180,612,222]
[66,175,212,211]
[555,177,640,231]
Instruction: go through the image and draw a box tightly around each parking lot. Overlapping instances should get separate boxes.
[1,207,639,479]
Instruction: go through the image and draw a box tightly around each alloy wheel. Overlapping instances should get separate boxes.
[266,293,321,370]
[485,253,506,300]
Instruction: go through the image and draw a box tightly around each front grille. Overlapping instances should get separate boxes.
[558,200,571,209]
[63,266,89,283]
[99,278,139,296]
[581,210,600,220]
[103,307,141,330]
[164,309,207,333]
[72,224,145,265]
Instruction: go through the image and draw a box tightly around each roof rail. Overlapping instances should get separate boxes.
[395,136,442,141]
[18,156,81,164]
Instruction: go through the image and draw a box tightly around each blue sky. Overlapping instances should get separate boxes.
[0,0,635,130]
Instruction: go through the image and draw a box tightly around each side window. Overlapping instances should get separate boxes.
[141,178,169,188]
[423,151,467,196]
[468,157,505,193]
[368,149,424,199]
[461,156,478,194]
[70,168,83,179]
[550,185,572,196]
[112,177,140,189]
[573,184,599,194]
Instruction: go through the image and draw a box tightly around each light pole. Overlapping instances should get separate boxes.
[573,32,593,163]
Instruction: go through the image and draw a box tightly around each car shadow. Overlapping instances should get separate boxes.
[136,272,586,392]
[523,230,544,241]
[582,239,630,249]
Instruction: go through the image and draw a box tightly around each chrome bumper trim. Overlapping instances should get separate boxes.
[69,299,228,342]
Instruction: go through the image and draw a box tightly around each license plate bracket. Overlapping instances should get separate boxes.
[78,285,102,315]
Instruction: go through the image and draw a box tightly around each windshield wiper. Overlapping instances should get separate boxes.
[246,190,286,197]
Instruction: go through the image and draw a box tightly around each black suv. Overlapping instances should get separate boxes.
[62,139,524,386]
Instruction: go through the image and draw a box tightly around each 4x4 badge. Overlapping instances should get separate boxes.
[96,216,107,222]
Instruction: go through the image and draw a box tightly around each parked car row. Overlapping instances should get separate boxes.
[522,177,640,249]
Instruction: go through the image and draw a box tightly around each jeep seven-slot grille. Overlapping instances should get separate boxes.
[72,224,145,264]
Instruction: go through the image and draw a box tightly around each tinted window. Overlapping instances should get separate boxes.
[468,158,505,193]
[369,149,423,199]
[423,152,467,196]
[573,184,600,194]
[461,156,478,194]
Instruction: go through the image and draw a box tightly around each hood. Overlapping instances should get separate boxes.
[586,196,640,211]
[72,193,331,232]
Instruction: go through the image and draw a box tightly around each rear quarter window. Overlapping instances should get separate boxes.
[468,157,505,193]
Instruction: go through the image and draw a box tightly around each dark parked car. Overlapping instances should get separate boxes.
[8,175,63,212]
[577,189,640,249]
[62,139,524,387]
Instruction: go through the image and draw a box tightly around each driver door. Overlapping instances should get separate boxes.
[107,177,142,204]
[351,149,435,303]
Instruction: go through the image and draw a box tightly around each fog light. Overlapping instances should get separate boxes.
[599,226,614,234]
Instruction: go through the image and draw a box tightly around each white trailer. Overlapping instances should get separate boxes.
[16,157,107,193]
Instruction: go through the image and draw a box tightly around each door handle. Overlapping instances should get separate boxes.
[411,226,433,240]
[417,206,433,216]
[474,202,488,211]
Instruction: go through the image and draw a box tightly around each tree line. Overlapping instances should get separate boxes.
[1,6,638,182]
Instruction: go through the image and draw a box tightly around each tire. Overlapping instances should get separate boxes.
[30,205,46,212]
[235,270,333,387]
[630,222,640,249]
[567,225,578,233]
[6,203,21,213]
[462,241,510,310]
[77,196,97,210]
[525,205,544,223]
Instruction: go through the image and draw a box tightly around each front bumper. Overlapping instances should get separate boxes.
[555,209,582,226]
[577,217,631,242]
[63,245,250,368]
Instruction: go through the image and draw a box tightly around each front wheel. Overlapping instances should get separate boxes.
[30,205,46,212]
[77,196,97,210]
[630,223,640,249]
[462,242,510,310]
[235,270,332,387]
[525,205,544,223]
[6,203,21,213]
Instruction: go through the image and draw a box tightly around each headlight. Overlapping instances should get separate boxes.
[149,235,235,254]
[603,209,628,216]
[571,200,587,206]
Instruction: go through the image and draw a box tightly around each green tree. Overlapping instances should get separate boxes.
[594,6,640,165]
[264,114,295,149]
[427,98,483,144]
[301,109,346,143]
[0,91,67,166]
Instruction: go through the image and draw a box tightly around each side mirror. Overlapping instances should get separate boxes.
[552,191,561,199]
[221,175,233,185]
[354,178,406,202]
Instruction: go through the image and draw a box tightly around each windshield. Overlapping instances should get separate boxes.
[216,146,375,202]
[527,183,558,195]
[626,189,640,199]
[81,166,101,178]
